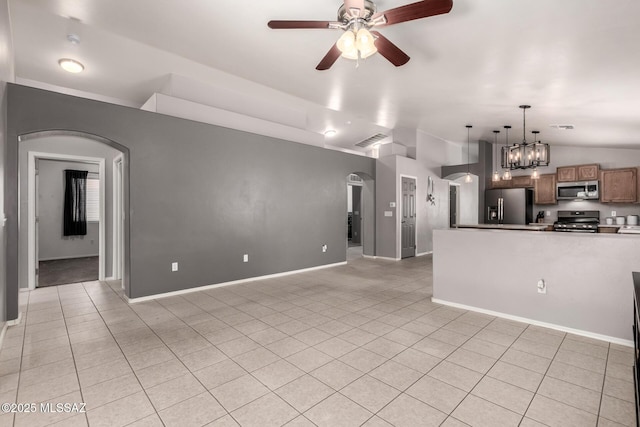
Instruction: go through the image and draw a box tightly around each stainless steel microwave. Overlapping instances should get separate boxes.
[556,181,599,200]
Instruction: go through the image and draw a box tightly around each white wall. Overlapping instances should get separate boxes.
[38,160,99,261]
[434,229,640,343]
[453,175,479,225]
[375,130,452,259]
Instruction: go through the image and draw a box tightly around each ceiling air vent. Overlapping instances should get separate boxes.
[549,124,575,130]
[355,133,388,148]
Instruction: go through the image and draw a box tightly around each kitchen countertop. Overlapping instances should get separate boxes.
[456,224,549,231]
[598,224,622,228]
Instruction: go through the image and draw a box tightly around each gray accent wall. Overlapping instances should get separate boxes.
[37,160,100,261]
[5,85,376,317]
[1,0,14,323]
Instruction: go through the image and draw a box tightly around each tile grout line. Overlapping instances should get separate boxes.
[56,284,90,426]
[86,279,244,426]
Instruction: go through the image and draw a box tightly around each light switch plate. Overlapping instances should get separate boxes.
[389,202,396,208]
[171,262,178,272]
[243,254,248,262]
[384,211,393,217]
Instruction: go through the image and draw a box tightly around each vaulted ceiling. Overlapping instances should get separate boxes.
[9,0,640,153]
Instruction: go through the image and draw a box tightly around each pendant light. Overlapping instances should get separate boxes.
[501,125,512,180]
[506,105,550,170]
[531,130,541,179]
[492,130,500,182]
[464,125,472,183]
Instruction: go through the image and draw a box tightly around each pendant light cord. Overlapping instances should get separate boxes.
[466,125,472,174]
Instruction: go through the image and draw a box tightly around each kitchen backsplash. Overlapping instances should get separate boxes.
[534,200,640,223]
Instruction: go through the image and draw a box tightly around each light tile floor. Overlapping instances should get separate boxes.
[0,255,636,427]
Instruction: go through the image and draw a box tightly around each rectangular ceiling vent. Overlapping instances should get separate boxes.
[550,124,575,130]
[355,133,388,148]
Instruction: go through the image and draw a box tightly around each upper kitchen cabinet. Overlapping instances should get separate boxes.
[600,167,638,203]
[511,175,532,188]
[556,164,599,182]
[491,179,512,189]
[534,173,557,204]
[491,175,531,189]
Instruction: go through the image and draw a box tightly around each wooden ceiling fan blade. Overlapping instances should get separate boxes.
[268,20,334,29]
[316,43,342,71]
[371,31,410,66]
[372,0,453,27]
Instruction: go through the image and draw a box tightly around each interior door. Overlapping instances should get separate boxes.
[351,185,362,245]
[401,177,416,259]
[449,185,458,227]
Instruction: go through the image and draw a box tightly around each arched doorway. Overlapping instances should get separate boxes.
[17,130,129,292]
[346,172,375,260]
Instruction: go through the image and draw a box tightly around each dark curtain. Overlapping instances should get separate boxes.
[64,169,88,236]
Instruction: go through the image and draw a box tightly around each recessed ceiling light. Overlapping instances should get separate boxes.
[58,58,85,73]
[324,129,337,137]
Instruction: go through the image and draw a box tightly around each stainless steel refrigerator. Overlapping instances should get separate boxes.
[485,188,534,225]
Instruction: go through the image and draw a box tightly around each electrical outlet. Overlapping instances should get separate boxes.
[322,244,327,253]
[546,211,551,217]
[537,279,546,294]
[243,254,248,263]
[171,262,178,272]
[611,211,617,217]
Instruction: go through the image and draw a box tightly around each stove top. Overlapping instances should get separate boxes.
[554,210,600,233]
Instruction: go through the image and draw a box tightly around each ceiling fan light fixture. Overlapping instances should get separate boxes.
[58,58,84,73]
[337,30,356,54]
[355,28,377,58]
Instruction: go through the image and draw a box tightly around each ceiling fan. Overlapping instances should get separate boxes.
[268,0,453,70]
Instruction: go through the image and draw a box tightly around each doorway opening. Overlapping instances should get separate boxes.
[346,172,375,261]
[19,131,129,294]
[28,153,106,288]
[449,182,460,227]
[347,174,363,260]
[34,157,103,287]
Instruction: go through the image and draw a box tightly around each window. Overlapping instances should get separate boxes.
[86,175,100,222]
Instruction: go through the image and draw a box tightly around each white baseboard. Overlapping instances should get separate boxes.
[39,254,99,261]
[417,251,433,257]
[127,262,348,304]
[8,312,22,326]
[0,311,24,351]
[0,322,7,352]
[431,298,633,348]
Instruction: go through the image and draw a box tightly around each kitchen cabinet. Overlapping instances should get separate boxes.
[534,173,556,204]
[556,164,599,182]
[511,175,532,188]
[490,175,532,189]
[490,179,512,189]
[600,168,637,203]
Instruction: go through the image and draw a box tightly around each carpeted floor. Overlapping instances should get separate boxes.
[38,256,99,287]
